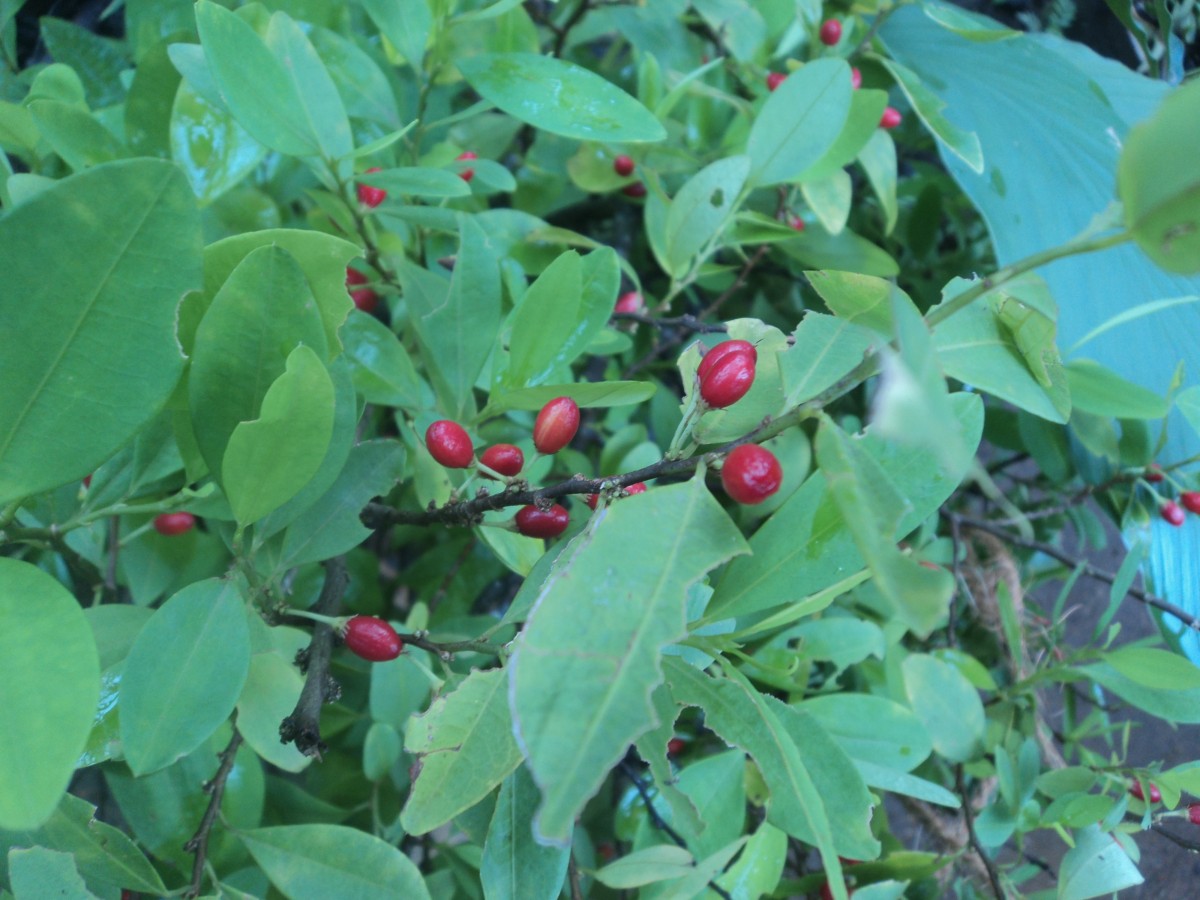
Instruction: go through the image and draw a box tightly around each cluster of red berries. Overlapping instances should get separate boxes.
[1125,780,1200,826]
[1142,464,1200,526]
[355,151,480,209]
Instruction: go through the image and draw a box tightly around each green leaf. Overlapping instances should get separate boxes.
[7,847,96,900]
[401,669,524,835]
[170,78,269,204]
[1058,826,1143,899]
[511,479,749,845]
[778,312,876,407]
[1079,661,1200,723]
[359,166,472,198]
[236,650,311,774]
[634,749,745,858]
[853,761,962,808]
[223,345,336,525]
[806,269,899,334]
[503,250,583,387]
[875,55,983,172]
[923,0,1021,40]
[801,171,852,235]
[40,17,127,109]
[363,722,402,782]
[487,381,655,414]
[858,129,898,234]
[747,59,852,186]
[189,244,328,480]
[663,156,750,277]
[1117,77,1200,274]
[0,160,199,505]
[0,560,99,830]
[902,654,985,763]
[457,53,666,143]
[799,694,932,772]
[713,823,788,899]
[193,0,318,156]
[120,578,251,775]
[342,311,430,410]
[28,100,127,169]
[799,88,890,184]
[240,824,430,900]
[360,0,431,70]
[594,845,695,889]
[264,11,352,161]
[1066,359,1168,419]
[479,766,570,900]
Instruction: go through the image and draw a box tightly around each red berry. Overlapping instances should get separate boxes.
[697,339,758,381]
[1145,464,1165,483]
[456,150,477,183]
[515,504,570,539]
[614,291,644,314]
[1182,492,1200,514]
[850,67,862,90]
[880,106,902,129]
[666,737,686,756]
[622,182,646,198]
[345,267,379,313]
[83,474,92,488]
[788,215,806,232]
[153,512,195,536]
[1188,802,1200,825]
[699,351,756,409]
[766,72,786,92]
[597,842,617,862]
[721,445,782,505]
[425,420,474,468]
[613,154,635,177]
[480,443,524,477]
[533,397,580,454]
[343,616,403,662]
[1129,781,1162,803]
[819,19,842,45]
[1161,501,1185,527]
[357,167,387,208]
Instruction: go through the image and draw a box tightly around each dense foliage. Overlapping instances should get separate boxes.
[2,1,1200,898]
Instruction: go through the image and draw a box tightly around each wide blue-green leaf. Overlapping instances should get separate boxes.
[0,560,99,830]
[480,766,570,900]
[120,578,251,775]
[510,479,748,845]
[457,53,666,143]
[0,160,199,504]
[240,824,431,900]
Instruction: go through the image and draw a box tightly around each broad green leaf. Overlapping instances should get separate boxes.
[1117,77,1200,274]
[1079,661,1200,723]
[774,222,899,277]
[310,27,404,130]
[487,381,655,414]
[511,479,748,845]
[779,312,877,407]
[1066,359,1168,419]
[359,166,471,198]
[713,823,787,899]
[7,847,96,900]
[360,0,431,70]
[223,345,336,525]
[363,723,402,781]
[84,605,153,671]
[40,17,126,108]
[663,156,750,277]
[633,749,744,860]
[124,37,180,157]
[799,695,932,772]
[874,55,983,172]
[120,578,250,775]
[902,654,985,763]
[457,53,666,143]
[236,651,312,773]
[798,88,890,184]
[480,766,570,900]
[858,129,898,234]
[0,793,166,896]
[189,245,328,479]
[1058,825,1143,899]
[240,824,430,900]
[401,669,524,835]
[503,251,583,388]
[0,160,199,504]
[264,12,352,161]
[594,846,694,889]
[371,651,434,732]
[0,560,99,830]
[29,100,127,169]
[854,761,962,807]
[342,311,430,410]
[747,59,851,186]
[170,80,268,203]
[806,269,900,334]
[194,0,318,156]
[801,170,852,234]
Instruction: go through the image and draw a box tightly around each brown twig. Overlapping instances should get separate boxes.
[183,716,244,898]
[956,764,1008,899]
[1151,823,1200,852]
[279,557,350,758]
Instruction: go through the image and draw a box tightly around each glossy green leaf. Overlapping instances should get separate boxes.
[402,669,524,835]
[1066,359,1168,419]
[875,55,983,173]
[779,312,876,408]
[193,1,318,156]
[342,311,430,409]
[264,12,352,161]
[0,560,99,830]
[902,654,985,763]
[0,793,166,896]
[457,53,666,143]
[663,156,750,277]
[171,72,268,203]
[487,381,655,414]
[7,847,96,900]
[480,766,570,900]
[236,651,312,773]
[189,245,329,480]
[1058,825,1143,899]
[241,824,431,900]
[120,578,251,775]
[0,160,199,504]
[223,345,335,525]
[747,59,851,186]
[511,479,748,845]
[360,166,471,198]
[28,100,127,169]
[1117,78,1200,274]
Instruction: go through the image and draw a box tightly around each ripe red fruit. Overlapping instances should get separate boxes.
[622,182,646,198]
[480,443,524,478]
[850,67,862,90]
[533,397,580,454]
[1161,501,1185,527]
[613,154,635,177]
[515,504,570,539]
[1182,492,1200,514]
[153,512,195,536]
[1129,781,1162,803]
[456,150,478,182]
[1145,464,1165,483]
[880,106,902,129]
[666,737,686,756]
[425,420,474,468]
[343,616,403,662]
[1188,802,1200,825]
[83,474,92,488]
[819,19,842,45]
[766,72,786,92]
[357,167,386,208]
[788,215,806,232]
[721,445,782,505]
[345,267,379,313]
[699,351,756,409]
[697,339,758,380]
[614,291,644,314]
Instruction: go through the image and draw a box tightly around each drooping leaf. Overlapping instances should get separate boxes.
[479,766,570,900]
[0,560,100,830]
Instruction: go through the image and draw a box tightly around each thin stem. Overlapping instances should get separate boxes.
[956,764,1008,899]
[184,717,244,899]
